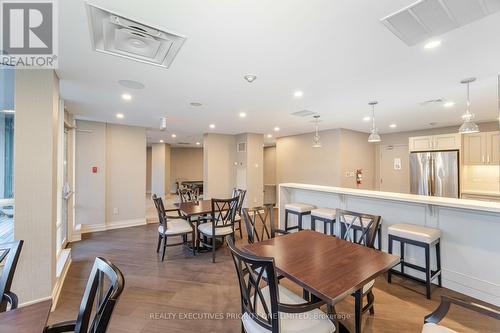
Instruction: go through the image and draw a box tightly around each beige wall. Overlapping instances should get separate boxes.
[151,143,170,197]
[264,146,276,185]
[170,147,203,193]
[13,70,59,303]
[237,133,264,207]
[75,121,146,225]
[146,147,152,193]
[203,133,236,199]
[339,129,376,189]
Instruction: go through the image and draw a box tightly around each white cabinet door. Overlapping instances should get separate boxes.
[409,136,433,152]
[434,133,461,150]
[486,131,499,165]
[463,133,485,165]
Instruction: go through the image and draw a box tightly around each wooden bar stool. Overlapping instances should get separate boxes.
[310,208,336,235]
[284,203,316,232]
[387,223,442,299]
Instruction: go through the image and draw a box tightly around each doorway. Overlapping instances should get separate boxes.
[379,144,410,194]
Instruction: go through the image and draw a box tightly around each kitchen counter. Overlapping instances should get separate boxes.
[461,189,500,197]
[279,183,500,306]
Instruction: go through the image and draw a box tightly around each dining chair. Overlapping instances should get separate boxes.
[232,188,247,239]
[0,240,23,313]
[153,194,195,261]
[178,187,199,203]
[227,238,336,333]
[423,295,500,332]
[197,197,238,263]
[44,257,124,333]
[242,205,288,244]
[335,209,381,333]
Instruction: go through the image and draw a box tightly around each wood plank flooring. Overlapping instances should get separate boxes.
[50,223,499,333]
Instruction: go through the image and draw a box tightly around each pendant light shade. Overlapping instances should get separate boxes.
[368,101,381,143]
[312,115,322,148]
[458,78,479,134]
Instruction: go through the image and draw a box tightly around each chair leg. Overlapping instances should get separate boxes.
[367,290,375,315]
[324,219,328,234]
[436,241,442,287]
[311,216,316,232]
[303,289,310,301]
[298,213,303,231]
[238,221,243,239]
[425,244,431,299]
[212,237,216,263]
[161,237,167,262]
[284,210,289,231]
[387,235,393,284]
[400,241,405,275]
[330,220,335,236]
[156,234,161,253]
[377,227,382,250]
[192,231,196,256]
[354,290,362,333]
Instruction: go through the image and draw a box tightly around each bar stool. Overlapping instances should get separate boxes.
[284,203,316,232]
[310,208,336,235]
[387,223,442,299]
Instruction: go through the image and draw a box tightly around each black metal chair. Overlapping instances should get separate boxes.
[0,240,23,313]
[197,197,238,263]
[177,187,199,203]
[153,194,195,261]
[44,257,124,333]
[227,238,335,333]
[242,205,287,244]
[336,209,381,333]
[423,295,500,332]
[232,188,247,239]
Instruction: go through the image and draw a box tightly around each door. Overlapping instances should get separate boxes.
[432,151,459,198]
[380,145,410,193]
[463,133,485,164]
[410,152,431,196]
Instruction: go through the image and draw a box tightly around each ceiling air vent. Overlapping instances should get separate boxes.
[86,3,186,68]
[381,0,500,46]
[291,110,316,117]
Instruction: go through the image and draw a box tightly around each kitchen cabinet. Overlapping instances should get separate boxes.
[461,193,500,203]
[409,133,461,152]
[463,131,499,165]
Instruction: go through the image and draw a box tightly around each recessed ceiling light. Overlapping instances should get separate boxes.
[209,124,215,129]
[121,93,132,101]
[196,142,201,145]
[244,74,257,83]
[159,139,164,143]
[274,126,280,132]
[294,91,303,98]
[171,134,177,138]
[424,40,442,49]
[389,123,397,128]
[190,102,202,107]
[118,80,144,90]
[116,113,124,119]
[363,116,371,122]
[266,134,273,138]
[443,101,455,108]
[239,112,247,118]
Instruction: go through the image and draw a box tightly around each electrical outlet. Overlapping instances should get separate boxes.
[113,207,119,215]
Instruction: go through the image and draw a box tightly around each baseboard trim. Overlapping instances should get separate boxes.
[19,296,52,308]
[81,218,147,234]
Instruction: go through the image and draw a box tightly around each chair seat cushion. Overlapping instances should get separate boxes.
[158,219,192,235]
[242,285,335,333]
[198,222,233,236]
[421,323,458,333]
[285,203,316,213]
[388,224,441,244]
[311,208,336,220]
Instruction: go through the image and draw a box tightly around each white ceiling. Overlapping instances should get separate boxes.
[59,0,500,146]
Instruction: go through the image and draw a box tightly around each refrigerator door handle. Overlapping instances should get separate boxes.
[429,155,436,196]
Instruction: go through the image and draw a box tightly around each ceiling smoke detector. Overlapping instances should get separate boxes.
[86,3,186,68]
[244,74,257,83]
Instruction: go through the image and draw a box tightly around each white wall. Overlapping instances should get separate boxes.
[170,147,203,192]
[203,133,236,199]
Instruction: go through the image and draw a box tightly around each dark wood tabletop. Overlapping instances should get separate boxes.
[175,199,213,217]
[0,300,52,333]
[244,230,400,305]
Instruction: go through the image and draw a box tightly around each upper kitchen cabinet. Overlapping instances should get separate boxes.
[409,133,461,152]
[463,131,499,165]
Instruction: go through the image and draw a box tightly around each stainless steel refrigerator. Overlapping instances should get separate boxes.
[410,151,459,198]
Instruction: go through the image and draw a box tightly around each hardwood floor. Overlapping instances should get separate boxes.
[50,223,499,333]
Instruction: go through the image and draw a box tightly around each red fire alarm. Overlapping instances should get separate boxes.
[92,166,98,173]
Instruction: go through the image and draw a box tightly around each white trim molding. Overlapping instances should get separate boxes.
[81,218,147,234]
[51,249,72,310]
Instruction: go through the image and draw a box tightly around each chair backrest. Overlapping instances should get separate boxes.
[211,197,239,229]
[178,188,199,203]
[0,240,23,312]
[243,205,275,244]
[75,257,125,333]
[336,210,381,248]
[232,188,247,214]
[152,194,168,229]
[227,238,280,333]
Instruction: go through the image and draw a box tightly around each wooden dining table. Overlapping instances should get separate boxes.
[0,300,52,333]
[174,199,214,218]
[244,230,400,333]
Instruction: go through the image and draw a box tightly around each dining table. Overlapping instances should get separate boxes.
[244,230,400,333]
[0,299,52,333]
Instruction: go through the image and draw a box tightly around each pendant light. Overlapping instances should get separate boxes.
[458,77,479,134]
[312,115,322,148]
[367,101,381,143]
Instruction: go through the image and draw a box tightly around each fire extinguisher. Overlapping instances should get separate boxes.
[356,169,363,186]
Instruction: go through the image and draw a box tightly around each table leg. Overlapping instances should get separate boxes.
[354,289,362,333]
